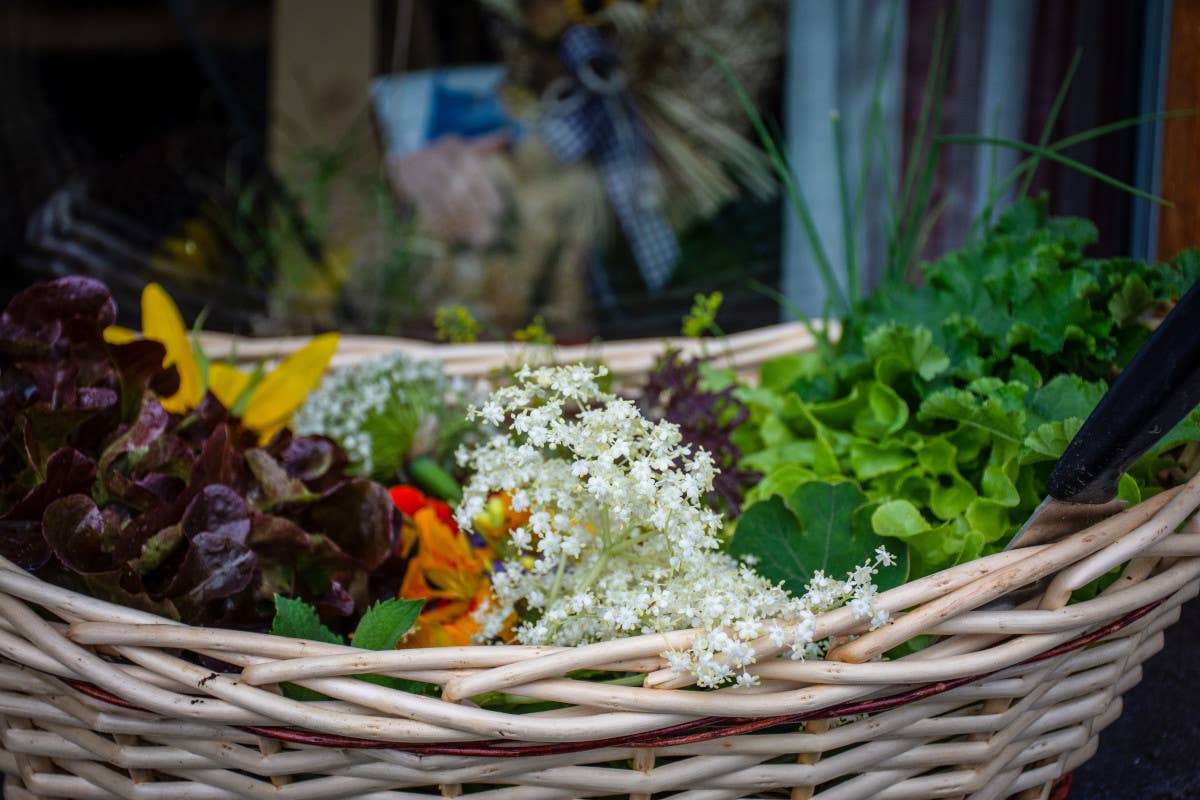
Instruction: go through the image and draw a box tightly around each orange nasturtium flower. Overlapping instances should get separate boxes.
[388,485,512,648]
[103,283,339,442]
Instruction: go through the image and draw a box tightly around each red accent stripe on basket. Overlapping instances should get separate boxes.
[64,600,1162,759]
[1050,772,1074,800]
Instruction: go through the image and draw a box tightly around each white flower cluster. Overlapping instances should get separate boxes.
[458,364,892,688]
[294,353,481,477]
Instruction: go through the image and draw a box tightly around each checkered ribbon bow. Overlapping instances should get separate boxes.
[540,25,681,291]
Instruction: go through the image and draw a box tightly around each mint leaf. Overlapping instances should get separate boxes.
[352,598,424,651]
[270,594,342,702]
[271,594,343,646]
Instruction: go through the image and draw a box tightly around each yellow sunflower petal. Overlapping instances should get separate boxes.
[102,325,138,345]
[141,283,203,413]
[206,362,254,411]
[240,332,339,441]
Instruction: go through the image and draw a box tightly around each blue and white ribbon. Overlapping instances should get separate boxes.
[540,25,680,292]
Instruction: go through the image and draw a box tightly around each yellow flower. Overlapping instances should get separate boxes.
[103,282,339,441]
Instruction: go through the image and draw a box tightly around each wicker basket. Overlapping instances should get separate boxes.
[2,329,1198,799]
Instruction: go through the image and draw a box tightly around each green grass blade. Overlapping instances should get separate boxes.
[942,134,1171,206]
[1018,49,1082,200]
[851,0,900,301]
[833,111,857,302]
[967,109,1193,240]
[897,13,946,230]
[893,5,957,278]
[1050,108,1196,151]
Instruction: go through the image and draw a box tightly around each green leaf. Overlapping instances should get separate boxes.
[760,353,827,392]
[741,441,817,474]
[1007,355,1043,389]
[732,483,908,594]
[271,594,343,646]
[352,598,424,651]
[760,413,797,448]
[1026,375,1106,428]
[849,440,914,480]
[853,382,909,438]
[1117,473,1142,505]
[270,594,343,702]
[871,499,930,539]
[742,464,819,505]
[915,438,978,521]
[1022,418,1083,464]
[1108,273,1155,325]
[863,323,950,383]
[918,388,1025,445]
[1148,408,1200,456]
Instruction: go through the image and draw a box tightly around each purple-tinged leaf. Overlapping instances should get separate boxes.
[181,486,251,544]
[137,434,193,477]
[42,494,113,574]
[82,566,180,621]
[247,513,312,554]
[0,519,50,570]
[302,479,396,571]
[278,436,341,483]
[0,277,116,361]
[132,473,185,503]
[107,339,179,421]
[166,531,258,619]
[98,396,170,506]
[188,424,246,493]
[312,580,355,618]
[245,449,310,508]
[3,448,96,521]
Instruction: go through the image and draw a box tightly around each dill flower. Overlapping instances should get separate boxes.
[457,364,890,687]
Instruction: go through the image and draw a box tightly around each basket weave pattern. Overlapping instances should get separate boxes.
[0,472,1197,799]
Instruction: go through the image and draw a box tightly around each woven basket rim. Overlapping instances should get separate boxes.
[57,599,1162,757]
[0,474,1193,743]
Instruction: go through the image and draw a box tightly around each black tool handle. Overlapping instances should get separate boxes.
[1048,276,1200,503]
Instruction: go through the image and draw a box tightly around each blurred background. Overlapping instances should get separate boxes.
[0,0,1194,342]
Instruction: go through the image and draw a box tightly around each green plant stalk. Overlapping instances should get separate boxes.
[1017,49,1082,201]
[709,49,851,315]
[833,112,858,302]
[748,279,836,362]
[407,456,462,503]
[967,110,1190,242]
[939,134,1172,207]
[892,7,956,279]
[850,1,900,293]
[981,105,1001,230]
[894,11,948,255]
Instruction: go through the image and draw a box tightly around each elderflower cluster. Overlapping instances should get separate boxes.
[295,353,482,478]
[459,364,892,688]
